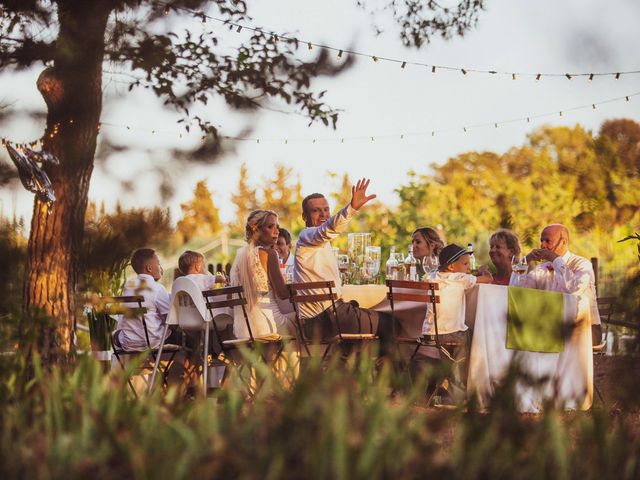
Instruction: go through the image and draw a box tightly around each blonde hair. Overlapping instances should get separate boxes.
[489,229,522,257]
[245,210,278,242]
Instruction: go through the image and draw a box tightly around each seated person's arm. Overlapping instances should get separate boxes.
[156,287,171,322]
[259,248,289,300]
[475,273,493,284]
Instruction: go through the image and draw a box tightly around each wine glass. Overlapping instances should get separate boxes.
[422,254,439,280]
[511,255,528,286]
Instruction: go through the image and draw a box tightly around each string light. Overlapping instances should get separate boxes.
[566,74,572,80]
[156,1,640,81]
[401,62,406,69]
[512,73,516,80]
[34,90,633,147]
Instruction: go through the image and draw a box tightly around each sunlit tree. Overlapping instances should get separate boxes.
[176,180,222,243]
[0,0,484,358]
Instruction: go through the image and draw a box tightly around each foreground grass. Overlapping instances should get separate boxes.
[1,352,639,479]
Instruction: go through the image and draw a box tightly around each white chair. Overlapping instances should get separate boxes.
[148,277,212,395]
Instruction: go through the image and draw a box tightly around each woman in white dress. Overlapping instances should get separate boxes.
[230,209,295,339]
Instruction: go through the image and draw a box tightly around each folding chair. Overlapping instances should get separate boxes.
[203,285,292,380]
[288,280,377,360]
[105,295,179,397]
[593,296,616,404]
[386,280,464,401]
[149,277,212,395]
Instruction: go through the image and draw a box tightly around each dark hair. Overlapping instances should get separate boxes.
[178,250,204,275]
[413,226,444,255]
[489,229,522,257]
[131,248,156,274]
[301,193,325,218]
[278,227,292,246]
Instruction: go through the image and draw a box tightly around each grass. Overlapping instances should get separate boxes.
[1,348,639,479]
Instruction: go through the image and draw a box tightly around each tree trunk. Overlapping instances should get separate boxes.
[23,1,111,360]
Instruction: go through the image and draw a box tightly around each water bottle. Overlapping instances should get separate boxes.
[404,245,417,281]
[467,243,476,272]
[386,246,398,280]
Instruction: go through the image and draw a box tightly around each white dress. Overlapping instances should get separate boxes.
[232,245,294,339]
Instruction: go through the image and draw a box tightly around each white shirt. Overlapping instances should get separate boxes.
[185,273,217,291]
[293,203,356,318]
[422,272,476,335]
[516,251,601,325]
[116,274,171,350]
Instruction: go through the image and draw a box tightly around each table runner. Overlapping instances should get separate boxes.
[506,286,564,353]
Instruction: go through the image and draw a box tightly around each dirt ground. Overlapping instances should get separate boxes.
[594,354,640,413]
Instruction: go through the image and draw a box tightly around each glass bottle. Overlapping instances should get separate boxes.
[404,245,417,281]
[467,243,476,273]
[386,246,399,280]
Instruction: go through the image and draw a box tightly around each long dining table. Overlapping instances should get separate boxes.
[342,282,593,413]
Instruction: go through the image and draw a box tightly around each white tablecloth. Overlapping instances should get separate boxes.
[466,284,593,413]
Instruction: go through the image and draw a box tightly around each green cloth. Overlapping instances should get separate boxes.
[507,287,565,353]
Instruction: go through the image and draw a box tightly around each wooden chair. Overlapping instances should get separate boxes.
[386,280,465,402]
[592,296,618,404]
[106,295,180,397]
[288,280,377,360]
[203,286,292,380]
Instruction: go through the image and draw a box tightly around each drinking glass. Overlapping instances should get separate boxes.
[365,246,381,282]
[337,254,350,284]
[511,255,528,286]
[422,254,440,280]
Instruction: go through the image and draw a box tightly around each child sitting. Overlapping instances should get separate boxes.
[420,244,492,399]
[178,250,227,290]
[422,243,492,339]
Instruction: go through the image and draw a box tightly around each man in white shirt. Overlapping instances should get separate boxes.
[294,178,382,344]
[519,224,601,338]
[276,227,295,283]
[115,248,171,350]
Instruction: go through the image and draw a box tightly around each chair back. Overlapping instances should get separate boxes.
[288,281,339,345]
[597,297,615,324]
[386,280,440,345]
[203,285,252,342]
[100,295,150,349]
[168,277,209,331]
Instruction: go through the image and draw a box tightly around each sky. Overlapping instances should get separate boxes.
[1,0,639,228]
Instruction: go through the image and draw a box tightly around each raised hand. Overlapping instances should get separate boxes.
[350,178,377,210]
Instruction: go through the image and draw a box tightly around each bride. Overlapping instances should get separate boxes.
[230,209,295,339]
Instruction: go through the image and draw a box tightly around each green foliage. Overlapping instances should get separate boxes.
[389,122,640,268]
[176,180,222,243]
[81,204,173,296]
[1,351,639,479]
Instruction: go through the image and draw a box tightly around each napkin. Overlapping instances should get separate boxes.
[506,286,564,353]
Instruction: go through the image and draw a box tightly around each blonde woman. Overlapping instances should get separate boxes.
[230,210,295,339]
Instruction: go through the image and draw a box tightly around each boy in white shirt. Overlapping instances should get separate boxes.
[114,248,171,350]
[422,244,492,338]
[420,244,492,398]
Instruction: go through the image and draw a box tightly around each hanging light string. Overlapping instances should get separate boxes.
[5,89,632,148]
[156,1,640,81]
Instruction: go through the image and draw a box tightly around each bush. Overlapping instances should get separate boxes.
[1,351,639,479]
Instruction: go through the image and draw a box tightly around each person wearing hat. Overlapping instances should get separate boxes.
[420,244,492,399]
[422,243,493,338]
